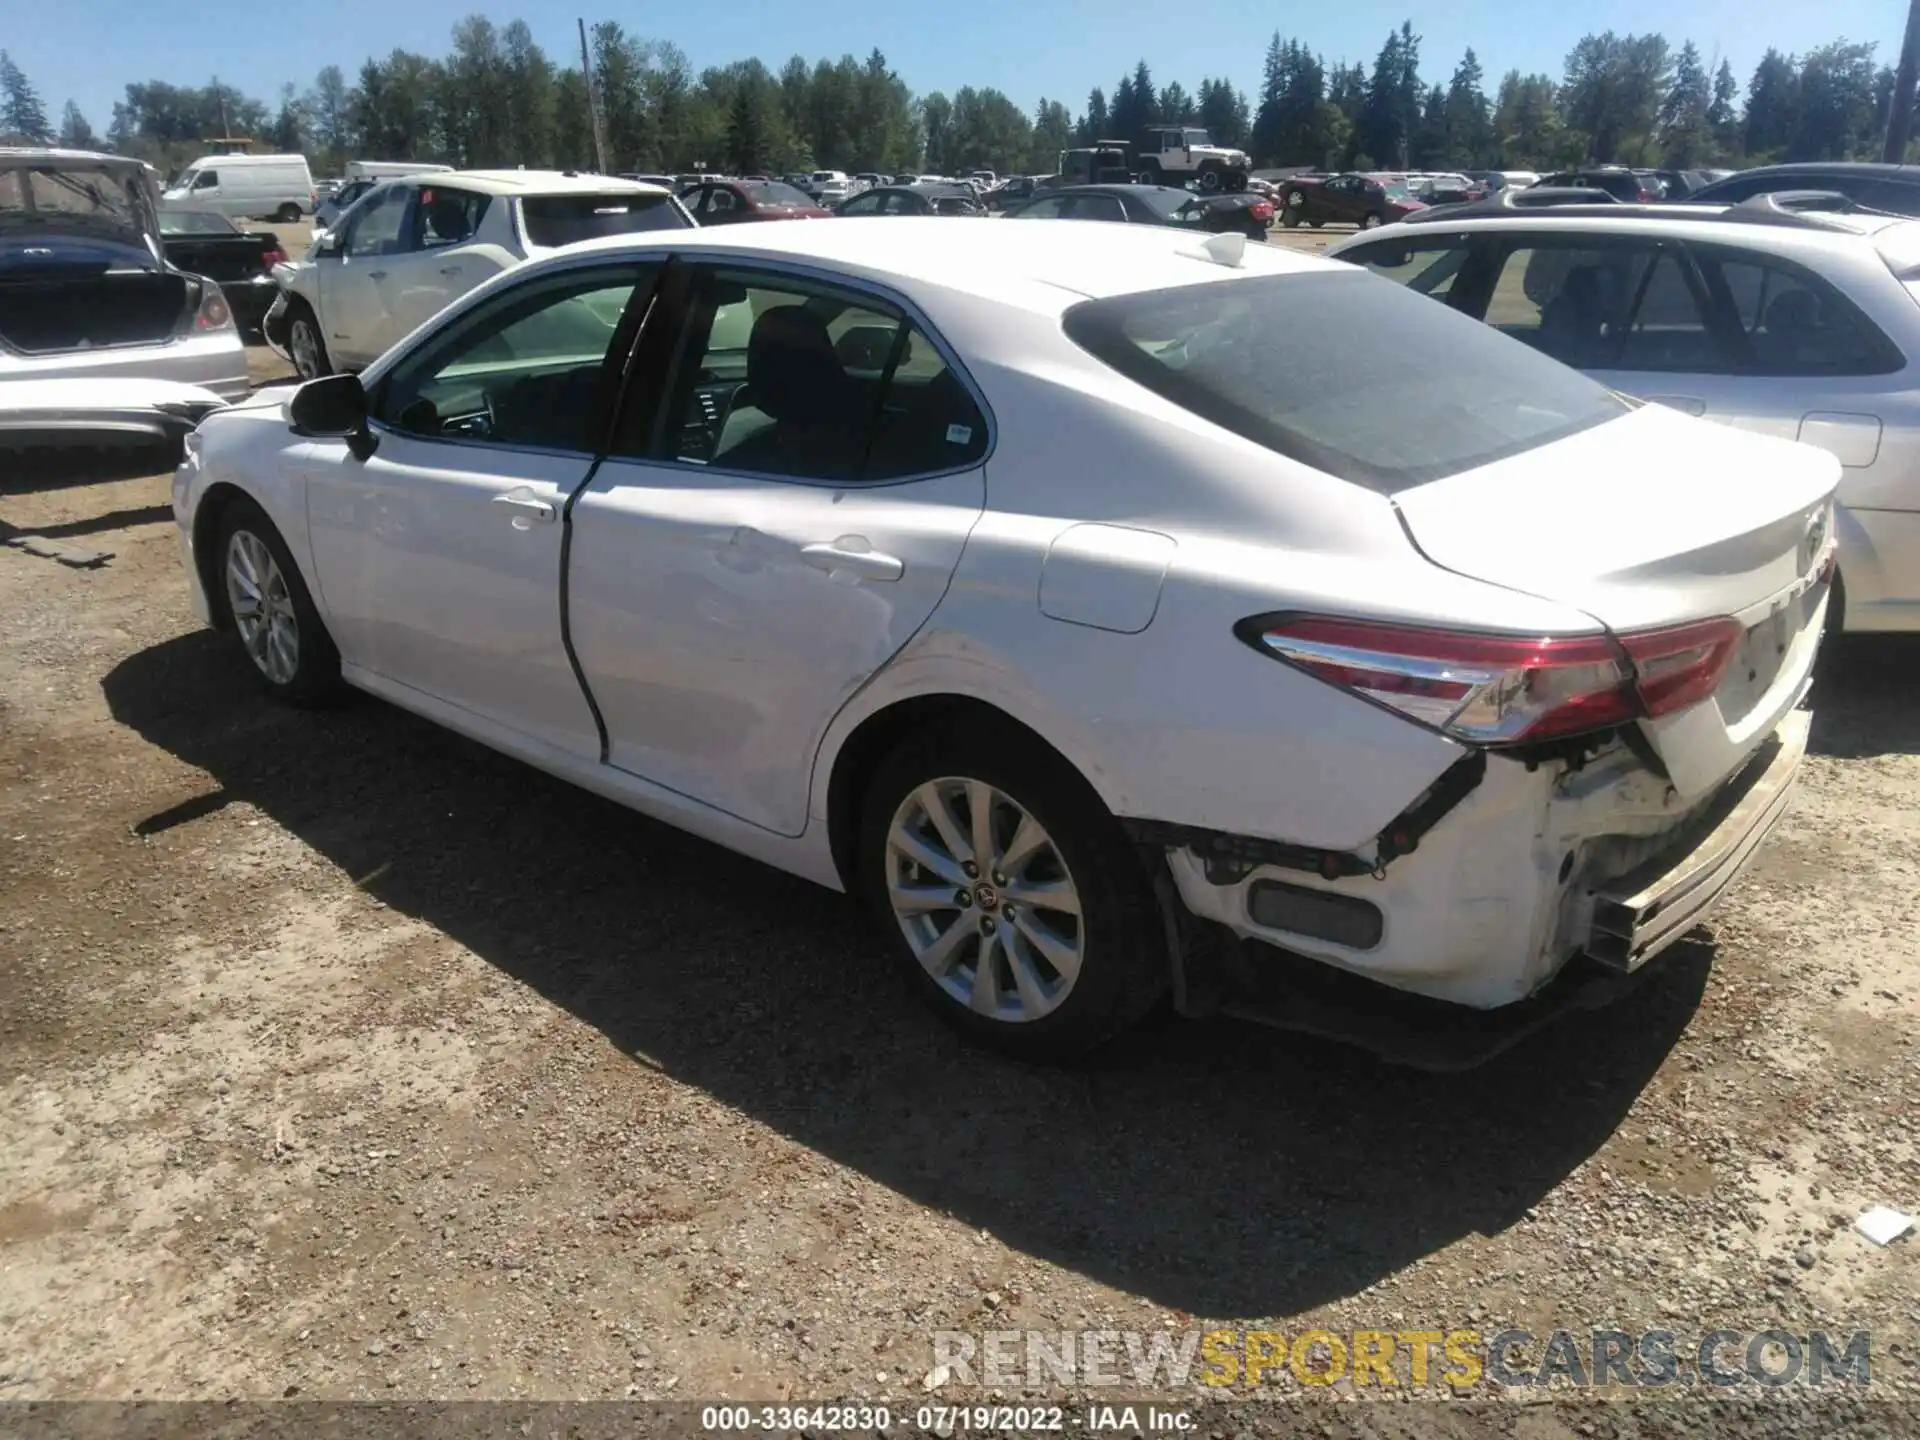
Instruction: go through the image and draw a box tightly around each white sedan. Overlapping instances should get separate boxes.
[173,221,1838,1063]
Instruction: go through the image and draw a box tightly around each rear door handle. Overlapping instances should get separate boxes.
[491,491,556,524]
[801,538,903,582]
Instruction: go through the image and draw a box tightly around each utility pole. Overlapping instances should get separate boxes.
[579,18,610,174]
[1884,0,1920,162]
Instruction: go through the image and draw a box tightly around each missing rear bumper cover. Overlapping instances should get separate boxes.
[1125,749,1486,882]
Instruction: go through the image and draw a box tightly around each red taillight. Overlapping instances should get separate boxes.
[194,285,233,332]
[1619,617,1742,718]
[1636,187,1657,202]
[1250,201,1274,220]
[1250,614,1740,745]
[262,246,288,267]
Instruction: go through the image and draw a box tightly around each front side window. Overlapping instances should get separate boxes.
[1340,238,1466,300]
[838,192,885,215]
[345,186,409,257]
[375,264,652,452]
[654,267,988,483]
[1068,195,1127,223]
[192,170,219,190]
[706,188,738,214]
[412,186,490,248]
[1063,271,1626,493]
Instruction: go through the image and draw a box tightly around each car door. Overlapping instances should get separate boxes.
[319,184,414,368]
[566,260,991,836]
[303,258,661,756]
[837,190,886,217]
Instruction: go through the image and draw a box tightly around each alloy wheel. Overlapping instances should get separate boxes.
[885,776,1085,1023]
[224,529,301,685]
[290,317,323,379]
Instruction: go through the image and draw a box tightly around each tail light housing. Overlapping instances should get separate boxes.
[1635,186,1658,202]
[261,245,289,268]
[193,283,234,333]
[1247,615,1742,746]
[1250,201,1274,221]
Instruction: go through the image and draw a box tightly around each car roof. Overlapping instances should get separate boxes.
[1718,161,1920,179]
[417,170,670,197]
[0,145,151,175]
[1332,202,1920,269]
[557,215,1334,313]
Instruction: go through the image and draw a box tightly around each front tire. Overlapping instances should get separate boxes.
[1361,212,1384,229]
[1197,164,1223,192]
[858,722,1168,1062]
[215,497,344,707]
[286,300,331,380]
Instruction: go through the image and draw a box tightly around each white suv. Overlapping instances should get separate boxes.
[267,170,692,378]
[1330,200,1920,633]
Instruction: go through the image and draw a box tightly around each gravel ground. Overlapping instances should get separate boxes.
[1,226,1916,1435]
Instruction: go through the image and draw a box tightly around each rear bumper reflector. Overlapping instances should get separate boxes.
[1586,709,1808,970]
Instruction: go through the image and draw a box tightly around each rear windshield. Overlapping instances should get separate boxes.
[158,209,239,235]
[1062,271,1628,492]
[520,192,688,247]
[743,181,812,206]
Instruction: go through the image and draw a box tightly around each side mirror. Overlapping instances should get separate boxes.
[311,233,341,259]
[289,374,378,459]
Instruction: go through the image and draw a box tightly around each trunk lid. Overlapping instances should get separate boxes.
[1392,402,1838,797]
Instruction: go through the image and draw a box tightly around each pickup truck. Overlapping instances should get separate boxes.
[157,208,288,334]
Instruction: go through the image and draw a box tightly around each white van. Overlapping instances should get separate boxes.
[163,154,315,222]
[344,160,453,182]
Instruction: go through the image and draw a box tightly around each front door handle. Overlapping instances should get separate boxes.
[801,538,903,582]
[491,491,556,524]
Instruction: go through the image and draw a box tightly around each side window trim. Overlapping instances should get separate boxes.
[365,258,664,460]
[611,257,996,487]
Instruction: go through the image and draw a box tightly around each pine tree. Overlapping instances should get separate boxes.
[0,51,53,142]
[57,100,96,149]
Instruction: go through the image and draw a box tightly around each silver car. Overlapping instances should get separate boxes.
[1330,200,1920,634]
[1,147,248,406]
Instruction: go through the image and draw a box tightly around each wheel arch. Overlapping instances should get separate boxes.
[821,692,1106,894]
[192,481,254,630]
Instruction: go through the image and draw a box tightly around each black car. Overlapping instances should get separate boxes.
[1684,162,1920,217]
[1004,183,1275,239]
[155,208,288,335]
[983,175,1041,212]
[1535,168,1662,202]
[835,184,985,217]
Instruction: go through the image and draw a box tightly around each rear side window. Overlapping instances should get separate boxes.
[1694,247,1901,376]
[521,192,688,247]
[1063,271,1627,493]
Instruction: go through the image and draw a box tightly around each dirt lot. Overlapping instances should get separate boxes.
[2,224,1918,1433]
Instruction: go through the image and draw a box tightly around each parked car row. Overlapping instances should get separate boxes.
[1324,188,1918,636]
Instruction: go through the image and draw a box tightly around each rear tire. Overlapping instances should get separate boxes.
[1281,192,1303,227]
[286,300,332,380]
[1197,164,1223,192]
[274,203,302,224]
[214,496,345,707]
[1362,212,1384,229]
[857,721,1168,1063]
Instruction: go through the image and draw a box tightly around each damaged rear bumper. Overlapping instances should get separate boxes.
[1586,709,1807,970]
[1137,705,1810,1062]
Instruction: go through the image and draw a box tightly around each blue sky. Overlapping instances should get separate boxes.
[8,0,1898,136]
